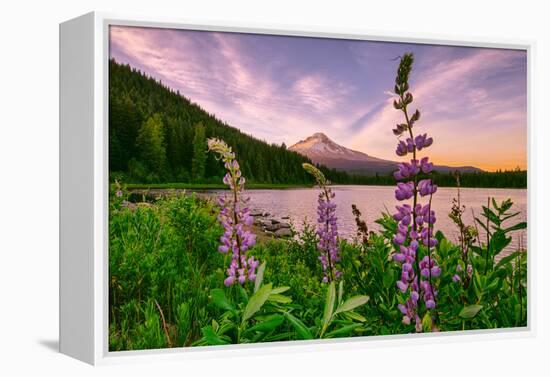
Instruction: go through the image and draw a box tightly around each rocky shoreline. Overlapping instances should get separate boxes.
[121,198,293,240]
[250,211,293,238]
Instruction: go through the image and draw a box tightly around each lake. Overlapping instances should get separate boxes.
[206,185,528,254]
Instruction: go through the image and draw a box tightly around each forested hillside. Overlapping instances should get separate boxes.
[109,60,526,188]
[109,59,351,185]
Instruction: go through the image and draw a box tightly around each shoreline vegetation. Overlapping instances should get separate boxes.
[122,171,527,190]
[124,182,313,190]
[121,170,527,192]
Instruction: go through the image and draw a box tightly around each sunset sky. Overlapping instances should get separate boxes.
[109,26,527,171]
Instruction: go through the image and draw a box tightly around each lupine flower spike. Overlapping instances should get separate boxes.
[303,163,341,283]
[208,138,259,286]
[391,53,440,331]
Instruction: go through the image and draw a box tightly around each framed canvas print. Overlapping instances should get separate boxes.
[59,12,532,365]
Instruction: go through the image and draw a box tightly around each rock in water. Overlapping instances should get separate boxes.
[274,228,292,237]
[260,219,272,228]
[265,223,281,231]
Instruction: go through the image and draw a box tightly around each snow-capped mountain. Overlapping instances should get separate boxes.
[289,132,481,176]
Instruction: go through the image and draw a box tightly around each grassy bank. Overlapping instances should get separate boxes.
[109,190,527,351]
[124,182,313,190]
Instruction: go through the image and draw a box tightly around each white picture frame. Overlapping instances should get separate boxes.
[59,11,534,365]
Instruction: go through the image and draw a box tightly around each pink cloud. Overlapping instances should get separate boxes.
[109,26,359,146]
[352,49,527,170]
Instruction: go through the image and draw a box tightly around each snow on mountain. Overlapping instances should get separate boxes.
[289,132,482,176]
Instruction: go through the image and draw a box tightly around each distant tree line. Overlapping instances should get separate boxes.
[109,59,526,189]
[342,169,527,189]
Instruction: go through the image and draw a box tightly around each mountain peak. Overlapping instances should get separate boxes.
[289,132,401,175]
[310,132,330,140]
[290,132,483,176]
[289,132,373,162]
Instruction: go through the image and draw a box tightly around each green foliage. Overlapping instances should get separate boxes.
[109,188,527,350]
[135,114,167,182]
[191,122,206,182]
[109,193,223,350]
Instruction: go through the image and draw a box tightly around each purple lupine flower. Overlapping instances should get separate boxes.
[395,182,415,201]
[394,160,421,180]
[391,53,440,332]
[208,138,258,287]
[418,179,438,197]
[420,157,433,174]
[414,133,433,150]
[406,138,415,153]
[303,163,341,283]
[396,140,408,156]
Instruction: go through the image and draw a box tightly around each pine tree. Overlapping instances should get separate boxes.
[135,114,167,181]
[191,122,206,182]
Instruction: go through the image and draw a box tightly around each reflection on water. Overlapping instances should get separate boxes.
[207,185,527,254]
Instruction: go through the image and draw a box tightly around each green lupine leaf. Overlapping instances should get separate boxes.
[254,261,267,293]
[338,280,344,306]
[341,311,367,323]
[335,295,370,315]
[483,206,501,226]
[201,326,229,345]
[210,288,235,313]
[242,283,272,324]
[270,286,290,294]
[283,312,313,340]
[489,230,512,255]
[503,222,527,234]
[324,323,362,338]
[322,281,336,333]
[501,212,520,222]
[496,251,522,269]
[245,315,285,333]
[459,305,483,319]
[268,293,292,304]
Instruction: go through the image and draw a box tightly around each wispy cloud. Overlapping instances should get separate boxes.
[110,26,527,171]
[110,26,361,146]
[350,48,527,170]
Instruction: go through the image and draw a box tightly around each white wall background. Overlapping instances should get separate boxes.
[0,0,548,375]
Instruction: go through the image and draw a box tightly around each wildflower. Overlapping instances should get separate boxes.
[208,138,258,286]
[303,163,341,283]
[414,133,433,150]
[396,140,408,156]
[394,160,420,180]
[395,182,415,201]
[418,179,438,197]
[420,157,433,174]
[391,53,441,331]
